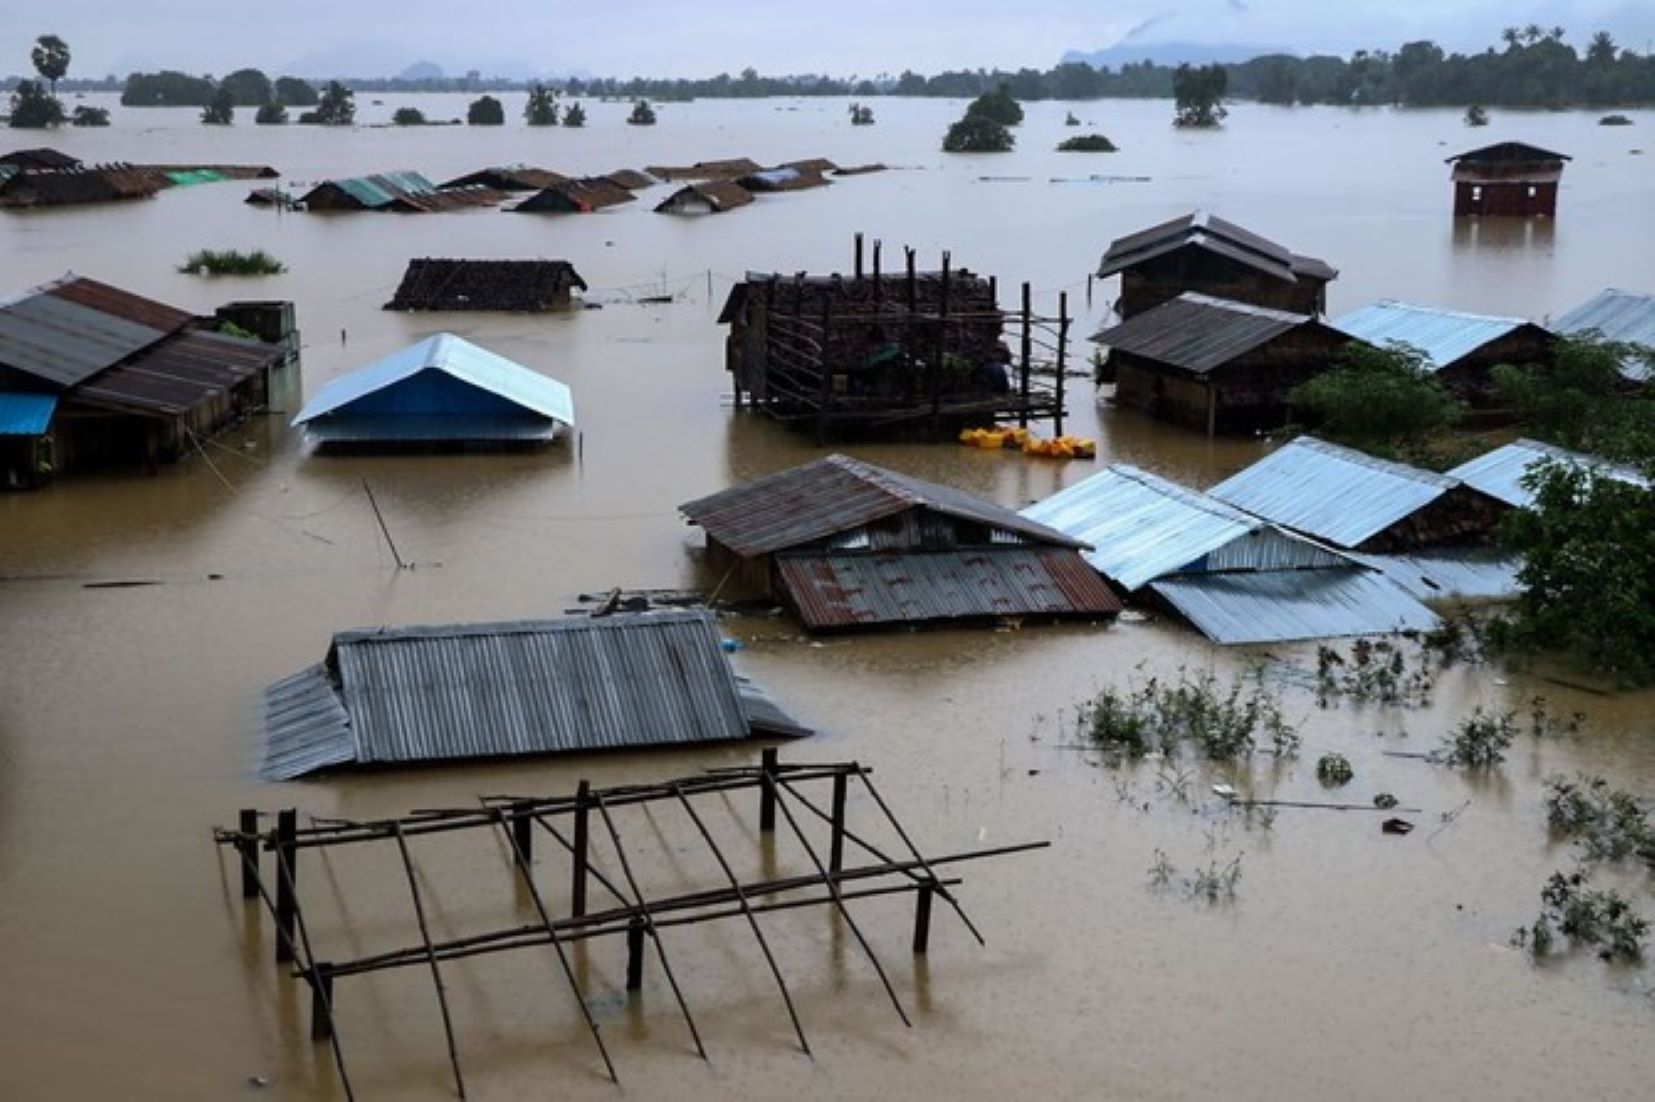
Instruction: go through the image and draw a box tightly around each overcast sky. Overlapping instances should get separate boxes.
[5,0,1653,79]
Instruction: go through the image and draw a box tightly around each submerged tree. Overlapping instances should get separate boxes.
[1289,342,1464,455]
[942,112,1014,152]
[31,34,70,95]
[1465,103,1489,126]
[201,85,235,125]
[524,83,559,125]
[1172,63,1227,127]
[254,103,288,125]
[7,80,65,128]
[220,68,274,107]
[849,102,875,125]
[70,105,110,127]
[301,81,355,125]
[467,95,504,125]
[562,101,587,127]
[627,99,657,125]
[392,106,426,126]
[274,76,319,107]
[1057,133,1117,151]
[965,82,1023,125]
[1492,335,1655,457]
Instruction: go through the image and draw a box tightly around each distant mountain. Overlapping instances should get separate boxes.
[1062,41,1293,69]
[397,60,445,81]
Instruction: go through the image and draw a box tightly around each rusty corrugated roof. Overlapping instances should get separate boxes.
[1090,292,1331,373]
[72,329,280,416]
[776,548,1122,630]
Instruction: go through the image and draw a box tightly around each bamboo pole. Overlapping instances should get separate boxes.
[392,824,468,1099]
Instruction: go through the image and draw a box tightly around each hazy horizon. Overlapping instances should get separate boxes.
[4,0,1654,81]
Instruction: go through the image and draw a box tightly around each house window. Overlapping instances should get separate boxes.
[1527,186,1537,198]
[1471,186,1483,201]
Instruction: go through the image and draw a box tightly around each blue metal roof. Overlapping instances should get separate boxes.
[1149,569,1440,645]
[1208,437,1459,550]
[294,333,575,437]
[0,392,56,435]
[1331,300,1532,372]
[1553,288,1655,383]
[1355,550,1523,602]
[1447,438,1648,509]
[1022,464,1348,591]
[260,611,805,780]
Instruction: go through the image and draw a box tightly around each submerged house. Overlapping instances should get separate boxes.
[1092,292,1355,435]
[384,259,588,312]
[439,165,566,191]
[511,177,635,213]
[292,333,573,449]
[0,275,290,487]
[1447,142,1569,218]
[298,172,504,212]
[260,610,808,780]
[1448,438,1649,510]
[1330,300,1554,399]
[1208,436,1516,599]
[1096,211,1337,320]
[643,157,763,181]
[0,164,161,208]
[1554,288,1655,384]
[1021,465,1439,643]
[604,168,659,191]
[679,453,1122,632]
[0,147,82,170]
[736,166,831,192]
[655,180,754,215]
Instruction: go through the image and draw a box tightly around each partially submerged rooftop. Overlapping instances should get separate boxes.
[384,258,587,312]
[1330,300,1542,372]
[1097,211,1337,284]
[1553,288,1655,383]
[1089,292,1322,373]
[1448,438,1649,510]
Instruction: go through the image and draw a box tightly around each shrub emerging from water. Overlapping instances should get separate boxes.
[254,103,287,125]
[942,113,1014,153]
[1465,103,1489,126]
[392,106,426,126]
[1522,871,1649,963]
[467,95,504,126]
[562,102,587,127]
[1545,774,1655,866]
[178,248,286,276]
[1599,113,1633,126]
[1316,753,1354,787]
[70,105,109,127]
[1080,668,1300,761]
[1432,707,1517,767]
[1057,133,1117,152]
[627,99,656,125]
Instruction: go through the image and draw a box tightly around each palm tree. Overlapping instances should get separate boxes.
[30,35,70,95]
[1522,24,1544,45]
[1501,27,1521,50]
[1588,31,1617,66]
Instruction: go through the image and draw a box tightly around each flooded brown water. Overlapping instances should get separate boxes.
[3,95,1654,1100]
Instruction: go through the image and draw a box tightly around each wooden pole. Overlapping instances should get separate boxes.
[310,962,335,1041]
[571,781,590,918]
[815,299,832,447]
[625,918,646,991]
[1018,282,1032,428]
[931,252,949,432]
[1206,381,1217,439]
[1055,291,1069,437]
[361,480,406,570]
[392,824,468,1099]
[854,232,864,280]
[759,749,778,832]
[872,240,882,306]
[512,800,534,866]
[912,883,936,954]
[829,773,848,875]
[238,809,260,900]
[276,808,298,965]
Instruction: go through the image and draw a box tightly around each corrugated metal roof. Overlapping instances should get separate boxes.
[681,453,1085,558]
[0,290,169,389]
[73,329,279,416]
[1354,550,1523,602]
[294,333,575,432]
[1553,288,1655,383]
[0,392,57,435]
[1447,438,1649,509]
[1021,464,1350,590]
[1330,300,1533,372]
[301,413,562,444]
[1089,292,1318,373]
[1446,141,1570,164]
[1097,211,1336,283]
[511,178,635,213]
[775,548,1122,630]
[1208,437,1459,549]
[261,611,800,780]
[655,180,754,214]
[1150,569,1440,645]
[46,276,196,333]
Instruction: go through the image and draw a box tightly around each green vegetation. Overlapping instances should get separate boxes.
[1464,103,1489,126]
[1315,754,1354,787]
[1148,849,1245,904]
[1079,667,1300,762]
[299,82,355,126]
[965,83,1024,125]
[7,80,64,128]
[1433,707,1518,767]
[849,102,874,125]
[1173,63,1227,127]
[70,105,109,127]
[1545,775,1655,866]
[467,95,504,125]
[942,112,1014,152]
[627,99,657,125]
[1057,133,1116,151]
[1523,872,1648,963]
[524,83,558,125]
[1599,113,1633,125]
[178,249,286,276]
[274,76,318,107]
[200,86,234,125]
[1064,110,1080,125]
[562,101,587,127]
[391,106,426,126]
[1314,635,1444,707]
[220,68,273,107]
[254,103,287,125]
[31,34,70,95]
[122,70,216,106]
[1493,336,1654,457]
[1289,343,1465,457]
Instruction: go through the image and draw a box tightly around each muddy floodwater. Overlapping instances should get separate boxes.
[3,95,1654,1100]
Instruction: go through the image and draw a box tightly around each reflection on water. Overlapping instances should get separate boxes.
[3,96,1655,1101]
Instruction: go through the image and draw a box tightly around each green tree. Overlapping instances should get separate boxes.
[392,106,426,126]
[1464,103,1489,125]
[467,95,504,125]
[70,105,110,127]
[274,76,318,106]
[1587,31,1618,66]
[849,102,874,125]
[201,85,235,125]
[7,80,65,128]
[254,103,287,125]
[964,82,1023,125]
[1289,343,1465,455]
[302,81,354,125]
[31,34,70,94]
[1172,63,1227,127]
[627,99,656,125]
[562,101,587,127]
[220,68,273,106]
[942,112,1014,152]
[524,83,558,125]
[1492,336,1654,457]
[121,70,215,106]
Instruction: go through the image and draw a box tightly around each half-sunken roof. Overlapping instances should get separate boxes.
[1446,141,1571,164]
[0,274,194,389]
[1554,288,1655,383]
[1330,300,1541,372]
[1090,292,1325,373]
[681,453,1085,558]
[1097,211,1337,284]
[1448,438,1649,509]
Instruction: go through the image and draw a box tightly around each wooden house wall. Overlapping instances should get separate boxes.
[1359,486,1510,554]
[1453,181,1559,217]
[1118,250,1328,319]
[1112,328,1350,433]
[1436,327,1554,401]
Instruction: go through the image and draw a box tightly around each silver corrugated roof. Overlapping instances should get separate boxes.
[1150,569,1440,645]
[1447,438,1648,510]
[1022,464,1349,591]
[1354,550,1524,602]
[259,611,804,780]
[1089,293,1323,373]
[1097,211,1337,283]
[681,454,1085,558]
[1330,300,1536,372]
[1208,437,1459,549]
[1553,288,1655,383]
[0,290,166,388]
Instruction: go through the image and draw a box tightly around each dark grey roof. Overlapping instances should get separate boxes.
[680,453,1087,558]
[1097,211,1337,283]
[259,611,804,780]
[0,287,169,388]
[1446,141,1571,164]
[1090,292,1326,373]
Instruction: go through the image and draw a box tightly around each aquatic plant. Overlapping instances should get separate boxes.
[1314,637,1437,708]
[1545,774,1655,866]
[178,249,286,276]
[1522,871,1649,963]
[1079,667,1300,762]
[1432,707,1517,768]
[1057,133,1117,152]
